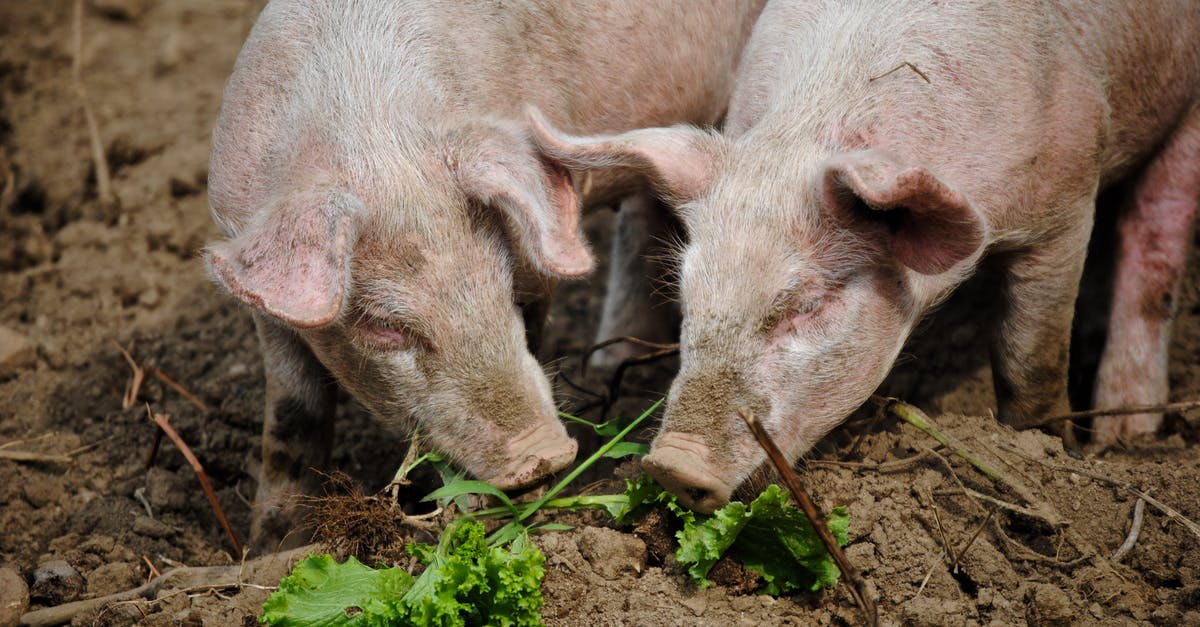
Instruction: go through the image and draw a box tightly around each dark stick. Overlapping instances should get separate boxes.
[738,408,878,627]
[602,346,679,419]
[582,336,680,375]
[1033,399,1200,426]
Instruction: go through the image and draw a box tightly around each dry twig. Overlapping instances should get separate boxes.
[141,555,161,580]
[115,341,145,409]
[146,408,243,557]
[0,449,72,464]
[738,408,878,627]
[1001,443,1200,543]
[19,544,314,626]
[1036,399,1200,426]
[71,0,116,209]
[951,509,995,572]
[868,61,931,84]
[152,368,210,413]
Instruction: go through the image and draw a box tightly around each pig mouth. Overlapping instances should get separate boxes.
[482,423,578,491]
[642,432,735,514]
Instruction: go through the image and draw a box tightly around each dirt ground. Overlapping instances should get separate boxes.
[1,2,1198,626]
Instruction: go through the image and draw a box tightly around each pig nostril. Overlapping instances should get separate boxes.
[685,487,710,503]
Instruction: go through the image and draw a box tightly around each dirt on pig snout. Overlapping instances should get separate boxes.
[1,2,1199,625]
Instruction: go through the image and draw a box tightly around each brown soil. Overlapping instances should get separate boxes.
[2,3,1198,626]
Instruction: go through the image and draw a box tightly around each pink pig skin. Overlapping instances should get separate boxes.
[531,0,1200,511]
[205,0,764,548]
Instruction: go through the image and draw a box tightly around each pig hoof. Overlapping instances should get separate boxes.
[485,428,577,490]
[1089,413,1162,450]
[642,435,732,514]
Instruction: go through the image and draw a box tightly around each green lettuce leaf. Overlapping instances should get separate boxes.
[261,521,545,626]
[731,486,850,594]
[617,477,850,594]
[260,554,414,626]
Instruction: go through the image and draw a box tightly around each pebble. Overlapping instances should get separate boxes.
[0,567,29,627]
[29,559,83,605]
[0,325,35,379]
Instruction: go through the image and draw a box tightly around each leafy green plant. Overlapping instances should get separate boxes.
[426,398,664,547]
[261,400,664,625]
[260,520,544,626]
[618,475,850,594]
[260,397,847,626]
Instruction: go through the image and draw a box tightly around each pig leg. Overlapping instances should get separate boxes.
[1092,110,1200,447]
[989,213,1093,435]
[250,312,337,551]
[590,190,681,370]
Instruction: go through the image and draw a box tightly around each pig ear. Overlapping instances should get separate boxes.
[450,124,594,277]
[824,151,984,275]
[205,190,362,328]
[526,106,722,204]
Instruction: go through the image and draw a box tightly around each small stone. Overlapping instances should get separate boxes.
[30,559,84,605]
[138,288,160,308]
[0,567,29,627]
[0,326,36,379]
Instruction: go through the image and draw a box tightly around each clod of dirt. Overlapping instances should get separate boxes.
[131,515,176,539]
[0,566,29,626]
[0,325,35,379]
[1027,583,1075,626]
[575,526,646,580]
[86,561,141,597]
[707,556,759,595]
[632,507,675,564]
[29,559,83,605]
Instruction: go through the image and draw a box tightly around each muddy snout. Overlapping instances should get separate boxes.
[482,421,578,491]
[641,431,734,513]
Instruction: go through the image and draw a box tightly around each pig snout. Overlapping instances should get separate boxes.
[642,431,736,513]
[482,421,578,490]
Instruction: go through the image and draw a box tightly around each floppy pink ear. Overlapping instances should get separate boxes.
[450,123,594,278]
[526,106,722,204]
[824,150,984,275]
[205,189,362,328]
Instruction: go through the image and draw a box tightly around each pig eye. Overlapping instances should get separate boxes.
[765,293,825,340]
[355,318,424,351]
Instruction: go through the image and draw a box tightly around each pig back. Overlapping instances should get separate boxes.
[1059,0,1200,182]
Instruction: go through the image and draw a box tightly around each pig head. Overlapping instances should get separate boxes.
[531,116,987,511]
[207,117,587,544]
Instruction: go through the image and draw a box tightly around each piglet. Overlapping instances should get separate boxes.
[206,0,764,546]
[531,0,1200,511]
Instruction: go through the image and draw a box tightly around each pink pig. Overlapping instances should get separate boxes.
[532,0,1200,511]
[205,0,764,546]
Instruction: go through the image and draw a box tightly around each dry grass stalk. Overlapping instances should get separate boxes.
[71,0,116,209]
[146,408,244,557]
[0,449,72,464]
[115,341,145,409]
